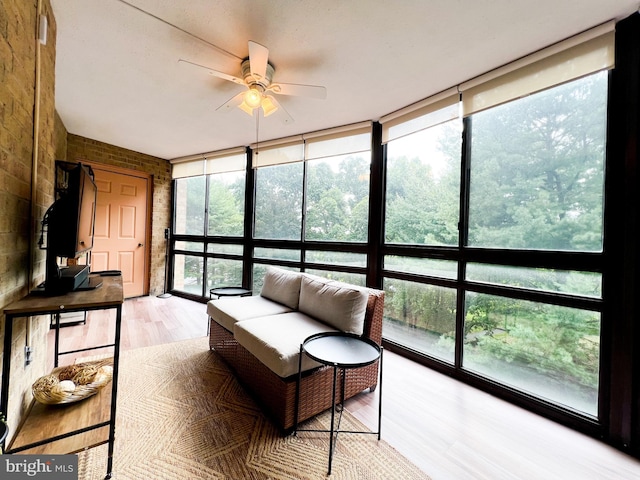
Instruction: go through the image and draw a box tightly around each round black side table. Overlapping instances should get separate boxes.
[207,287,252,335]
[209,286,252,299]
[294,332,383,475]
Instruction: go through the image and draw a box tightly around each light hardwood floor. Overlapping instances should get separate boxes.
[47,295,640,480]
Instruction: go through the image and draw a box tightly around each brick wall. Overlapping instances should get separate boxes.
[0,0,58,437]
[67,134,172,295]
[0,0,171,440]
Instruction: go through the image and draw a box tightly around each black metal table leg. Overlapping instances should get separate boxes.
[328,363,338,475]
[0,315,13,454]
[105,303,122,479]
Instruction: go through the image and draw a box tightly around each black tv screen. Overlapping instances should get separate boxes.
[49,163,97,258]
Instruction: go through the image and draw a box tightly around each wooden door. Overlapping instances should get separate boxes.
[90,169,149,298]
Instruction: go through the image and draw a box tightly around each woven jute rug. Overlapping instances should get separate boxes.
[77,336,430,479]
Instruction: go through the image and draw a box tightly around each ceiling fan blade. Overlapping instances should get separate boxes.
[248,41,269,81]
[268,82,327,99]
[178,59,244,85]
[215,92,246,112]
[264,95,294,125]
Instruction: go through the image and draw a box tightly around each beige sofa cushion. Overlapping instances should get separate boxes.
[298,275,368,335]
[233,312,337,378]
[207,296,292,332]
[260,267,303,309]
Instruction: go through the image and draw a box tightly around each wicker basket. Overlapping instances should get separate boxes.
[32,358,113,405]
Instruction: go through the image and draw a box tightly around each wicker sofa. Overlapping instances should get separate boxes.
[207,267,384,432]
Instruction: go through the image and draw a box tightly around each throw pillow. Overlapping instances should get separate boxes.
[298,275,368,335]
[260,266,302,309]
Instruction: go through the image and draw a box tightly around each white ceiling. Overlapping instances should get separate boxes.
[51,0,639,161]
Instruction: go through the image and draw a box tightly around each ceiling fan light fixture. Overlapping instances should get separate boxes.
[238,100,255,115]
[261,96,278,117]
[244,86,263,109]
[197,41,324,122]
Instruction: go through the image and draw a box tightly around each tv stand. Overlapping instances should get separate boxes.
[1,275,123,479]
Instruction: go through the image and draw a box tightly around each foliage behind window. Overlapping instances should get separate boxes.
[385,119,461,245]
[468,72,607,251]
[305,154,370,242]
[254,163,303,240]
[207,171,245,236]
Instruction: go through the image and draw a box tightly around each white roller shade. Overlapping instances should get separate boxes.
[205,153,246,175]
[303,122,372,160]
[251,136,304,168]
[171,159,205,179]
[171,147,246,178]
[460,22,615,117]
[380,88,460,144]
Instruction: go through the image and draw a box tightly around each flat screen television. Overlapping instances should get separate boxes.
[49,163,97,257]
[43,162,98,294]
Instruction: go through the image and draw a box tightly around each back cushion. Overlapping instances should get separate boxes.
[260,267,303,309]
[298,275,368,335]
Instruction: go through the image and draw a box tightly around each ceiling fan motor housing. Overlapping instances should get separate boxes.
[241,58,275,88]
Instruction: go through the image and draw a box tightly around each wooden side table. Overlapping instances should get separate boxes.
[1,275,124,480]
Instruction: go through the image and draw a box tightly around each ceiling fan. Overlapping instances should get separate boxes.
[179,41,327,124]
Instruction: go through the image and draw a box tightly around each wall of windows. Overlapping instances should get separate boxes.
[171,149,247,297]
[168,17,640,455]
[171,125,372,296]
[252,125,372,244]
[461,71,607,416]
[379,25,611,419]
[250,125,372,289]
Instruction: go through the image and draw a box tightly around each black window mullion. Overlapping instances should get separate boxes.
[202,175,211,297]
[455,115,473,369]
[244,146,255,289]
[301,153,308,250]
[367,121,384,289]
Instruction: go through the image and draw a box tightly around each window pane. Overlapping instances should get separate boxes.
[173,254,203,296]
[254,248,301,262]
[207,243,243,255]
[305,154,370,242]
[254,163,303,240]
[468,72,607,251]
[385,119,461,246]
[207,171,245,236]
[174,176,205,235]
[466,263,602,298]
[305,269,366,286]
[306,251,367,267]
[383,278,456,363]
[206,258,243,289]
[175,241,203,253]
[384,256,457,280]
[463,293,600,415]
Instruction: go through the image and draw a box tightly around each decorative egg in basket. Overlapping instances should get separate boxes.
[32,359,113,405]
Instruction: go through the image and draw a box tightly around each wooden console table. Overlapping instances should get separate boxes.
[1,274,123,480]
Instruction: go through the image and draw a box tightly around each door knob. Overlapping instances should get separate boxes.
[138,243,144,247]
